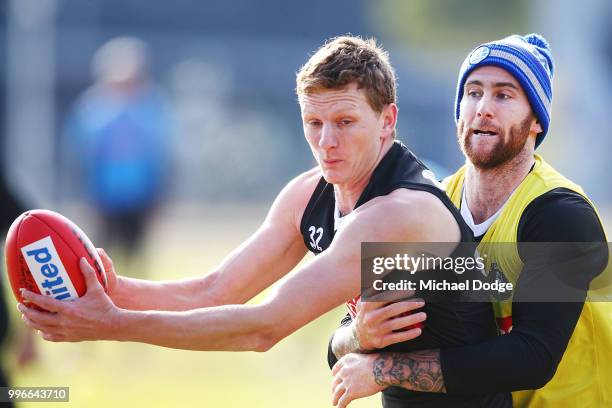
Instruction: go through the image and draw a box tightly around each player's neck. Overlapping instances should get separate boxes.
[464,149,535,224]
[334,139,394,215]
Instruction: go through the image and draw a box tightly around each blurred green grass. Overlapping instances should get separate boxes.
[8,204,381,408]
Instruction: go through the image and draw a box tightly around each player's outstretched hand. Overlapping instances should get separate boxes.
[332,353,384,408]
[17,258,121,342]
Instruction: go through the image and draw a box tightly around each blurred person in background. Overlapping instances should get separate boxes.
[62,37,173,276]
[328,34,611,408]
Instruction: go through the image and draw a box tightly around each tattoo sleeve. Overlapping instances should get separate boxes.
[372,350,446,393]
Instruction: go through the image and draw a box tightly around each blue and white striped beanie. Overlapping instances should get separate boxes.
[455,34,554,148]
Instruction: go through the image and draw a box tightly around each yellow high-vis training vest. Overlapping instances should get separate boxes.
[444,154,612,407]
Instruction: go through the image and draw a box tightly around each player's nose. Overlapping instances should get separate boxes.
[319,123,338,150]
[476,94,495,119]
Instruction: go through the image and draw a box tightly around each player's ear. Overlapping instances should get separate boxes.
[381,103,398,139]
[531,117,543,134]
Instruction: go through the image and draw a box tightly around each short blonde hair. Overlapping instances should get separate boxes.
[296,36,397,113]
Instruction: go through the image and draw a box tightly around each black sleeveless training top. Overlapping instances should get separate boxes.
[301,141,511,407]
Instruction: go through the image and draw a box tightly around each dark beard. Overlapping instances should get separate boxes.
[458,114,533,169]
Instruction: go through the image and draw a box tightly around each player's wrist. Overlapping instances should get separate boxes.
[351,320,373,353]
[369,353,390,390]
[108,307,133,341]
[109,276,145,309]
[106,276,127,306]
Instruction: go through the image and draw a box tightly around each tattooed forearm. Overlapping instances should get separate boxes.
[372,350,446,393]
[332,322,368,359]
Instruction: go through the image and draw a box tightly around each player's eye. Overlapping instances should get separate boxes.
[467,89,481,98]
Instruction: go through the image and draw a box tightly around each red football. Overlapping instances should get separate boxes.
[4,209,107,306]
